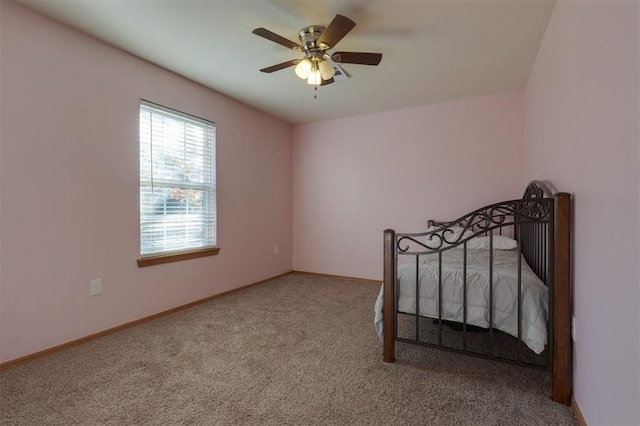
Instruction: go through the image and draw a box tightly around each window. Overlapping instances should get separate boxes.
[138,100,218,267]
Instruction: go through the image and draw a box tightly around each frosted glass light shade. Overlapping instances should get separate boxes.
[318,60,335,80]
[295,58,312,79]
[307,68,321,85]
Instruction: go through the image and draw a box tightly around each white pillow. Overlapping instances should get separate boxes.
[461,235,518,250]
[424,226,473,249]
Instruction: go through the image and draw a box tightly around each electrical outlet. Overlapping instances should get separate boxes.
[90,279,102,296]
[274,246,279,256]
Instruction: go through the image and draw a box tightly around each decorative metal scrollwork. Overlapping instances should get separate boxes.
[395,186,553,255]
[521,181,552,220]
[523,182,547,200]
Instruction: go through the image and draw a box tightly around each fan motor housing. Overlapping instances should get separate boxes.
[298,25,326,51]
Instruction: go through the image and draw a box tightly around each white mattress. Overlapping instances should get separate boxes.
[374,248,549,354]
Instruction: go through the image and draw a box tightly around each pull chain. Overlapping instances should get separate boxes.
[314,86,318,99]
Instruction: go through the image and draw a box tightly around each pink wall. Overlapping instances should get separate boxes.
[524,1,639,424]
[0,2,292,363]
[292,91,525,280]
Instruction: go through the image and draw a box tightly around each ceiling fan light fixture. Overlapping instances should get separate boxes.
[318,59,335,80]
[253,14,382,89]
[294,58,312,79]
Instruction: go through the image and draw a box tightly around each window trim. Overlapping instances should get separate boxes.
[137,246,220,268]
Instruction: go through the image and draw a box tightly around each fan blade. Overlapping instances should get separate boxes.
[317,14,356,49]
[252,28,303,51]
[331,51,382,66]
[320,77,335,86]
[260,59,300,73]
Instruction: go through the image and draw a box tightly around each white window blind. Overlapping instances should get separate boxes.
[139,101,216,256]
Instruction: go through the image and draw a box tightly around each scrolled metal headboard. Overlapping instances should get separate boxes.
[394,181,556,286]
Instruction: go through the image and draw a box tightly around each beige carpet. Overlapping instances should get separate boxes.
[0,273,576,425]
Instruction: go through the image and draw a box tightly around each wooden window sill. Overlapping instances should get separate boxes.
[137,247,220,267]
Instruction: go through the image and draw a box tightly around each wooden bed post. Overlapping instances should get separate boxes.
[383,229,396,363]
[553,192,572,405]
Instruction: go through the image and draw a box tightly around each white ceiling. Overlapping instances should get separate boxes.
[13,0,555,124]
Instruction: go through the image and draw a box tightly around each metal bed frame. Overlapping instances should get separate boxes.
[382,181,572,405]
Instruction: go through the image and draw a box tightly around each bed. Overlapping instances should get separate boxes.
[377,181,572,405]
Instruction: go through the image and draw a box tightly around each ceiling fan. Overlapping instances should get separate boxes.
[252,14,382,88]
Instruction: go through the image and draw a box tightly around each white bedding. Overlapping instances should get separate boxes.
[374,249,549,354]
